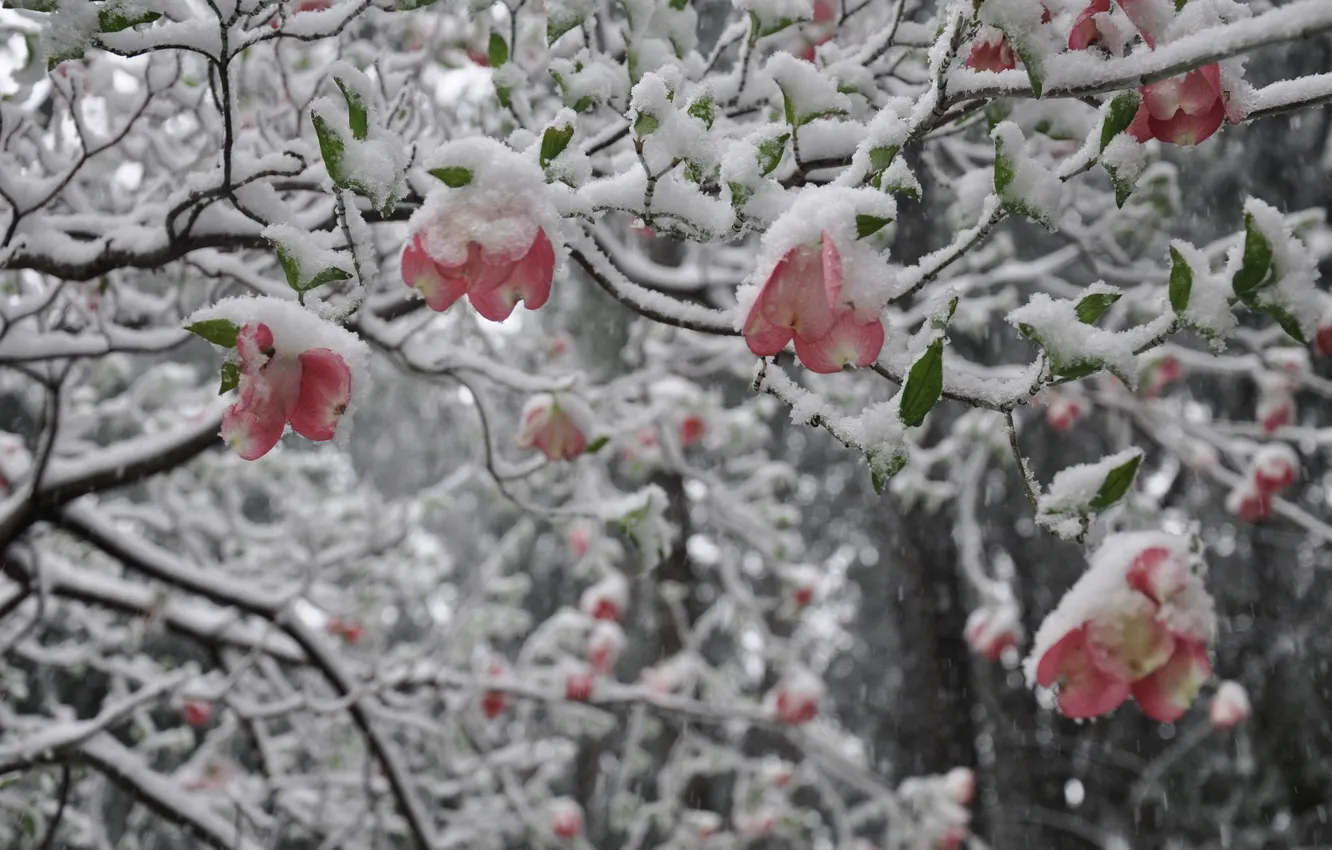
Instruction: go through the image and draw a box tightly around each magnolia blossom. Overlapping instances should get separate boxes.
[770,669,823,725]
[548,798,584,839]
[965,27,1016,73]
[1209,680,1252,729]
[182,700,213,728]
[1128,64,1245,147]
[586,621,626,676]
[964,602,1023,662]
[743,233,885,373]
[516,394,593,461]
[580,572,628,622]
[220,323,353,461]
[1029,535,1215,722]
[400,222,555,322]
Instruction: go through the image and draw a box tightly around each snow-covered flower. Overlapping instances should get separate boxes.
[679,413,707,447]
[182,700,213,728]
[1250,444,1299,494]
[965,27,1016,73]
[1068,0,1112,51]
[1129,64,1245,147]
[221,322,353,461]
[481,659,509,719]
[516,394,593,461]
[580,572,628,622]
[548,798,584,839]
[586,620,626,676]
[743,232,884,373]
[1044,390,1088,433]
[1027,534,1215,722]
[401,227,554,321]
[964,601,1023,662]
[565,666,595,701]
[770,669,823,725]
[1226,479,1272,524]
[1209,680,1252,729]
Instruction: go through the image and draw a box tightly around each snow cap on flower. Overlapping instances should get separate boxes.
[586,620,627,676]
[965,600,1024,662]
[1226,478,1272,523]
[1250,444,1299,494]
[966,26,1016,72]
[548,797,584,838]
[1025,532,1215,722]
[580,571,629,622]
[1209,680,1252,729]
[770,667,824,725]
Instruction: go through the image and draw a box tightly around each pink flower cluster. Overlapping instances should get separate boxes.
[769,668,824,725]
[743,232,884,373]
[517,394,593,461]
[401,225,555,322]
[1030,536,1215,723]
[964,601,1023,662]
[1226,444,1300,524]
[220,322,352,461]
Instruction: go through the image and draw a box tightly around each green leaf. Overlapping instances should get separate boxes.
[572,95,596,112]
[728,181,753,210]
[1168,246,1193,313]
[488,32,509,67]
[686,94,715,129]
[669,0,689,8]
[633,112,659,138]
[586,435,611,454]
[868,447,907,494]
[540,124,574,168]
[98,7,160,33]
[1105,160,1135,208]
[855,214,893,240]
[393,0,438,9]
[188,319,241,348]
[311,113,347,187]
[334,79,369,141]
[1089,453,1142,510]
[548,13,583,45]
[303,266,354,292]
[757,133,789,176]
[869,145,898,174]
[219,361,240,395]
[1054,360,1101,380]
[748,9,804,39]
[1099,91,1140,153]
[1253,302,1308,344]
[899,338,944,428]
[1074,292,1121,324]
[20,809,39,837]
[428,166,473,187]
[1009,41,1045,99]
[1232,212,1276,299]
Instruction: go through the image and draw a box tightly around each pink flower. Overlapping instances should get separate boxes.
[771,670,823,725]
[516,394,591,461]
[549,798,584,839]
[966,27,1017,72]
[567,523,593,558]
[1208,680,1252,729]
[1143,354,1183,398]
[1251,445,1299,494]
[965,604,1023,662]
[481,659,509,718]
[679,414,707,447]
[1128,64,1243,147]
[1068,0,1112,51]
[743,233,884,373]
[183,701,213,728]
[220,323,352,461]
[565,667,595,701]
[1045,391,1087,432]
[1227,481,1272,523]
[326,617,363,644]
[400,223,555,322]
[792,583,815,608]
[586,621,626,676]
[1033,538,1214,721]
[1314,308,1332,356]
[580,573,628,622]
[1258,391,1293,434]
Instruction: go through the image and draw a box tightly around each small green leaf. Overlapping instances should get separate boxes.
[1232,212,1276,299]
[633,112,659,138]
[1054,360,1101,380]
[334,79,369,141]
[1105,160,1135,208]
[586,435,611,454]
[428,166,473,187]
[757,133,789,176]
[748,9,804,39]
[302,266,354,292]
[1010,41,1044,99]
[899,338,944,428]
[1074,292,1121,325]
[728,181,753,210]
[1089,453,1142,510]
[311,113,347,187]
[686,94,715,129]
[868,447,908,494]
[869,145,898,174]
[669,0,689,9]
[540,124,575,168]
[188,319,241,348]
[1253,302,1308,344]
[548,13,583,45]
[1099,91,1140,153]
[855,214,893,240]
[488,32,509,68]
[99,7,160,33]
[219,361,240,395]
[1168,246,1193,313]
[572,95,596,112]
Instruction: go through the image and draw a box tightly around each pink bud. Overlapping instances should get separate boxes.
[1226,480,1272,523]
[792,584,815,608]
[580,573,628,622]
[963,603,1022,662]
[1315,309,1332,356]
[1208,680,1251,729]
[771,670,823,725]
[965,28,1016,72]
[1044,392,1086,432]
[549,798,584,839]
[679,414,706,447]
[1125,546,1188,606]
[1251,445,1299,494]
[567,523,592,558]
[586,621,626,676]
[183,701,213,728]
[326,618,363,644]
[565,668,595,702]
[517,394,592,461]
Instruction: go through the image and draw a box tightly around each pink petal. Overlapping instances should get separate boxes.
[1144,78,1184,121]
[1068,0,1112,50]
[1125,546,1188,605]
[965,33,1017,73]
[221,401,286,461]
[1149,99,1225,146]
[1115,0,1160,47]
[1127,100,1154,142]
[468,230,557,321]
[1178,65,1222,116]
[793,310,884,374]
[402,234,469,312]
[744,304,795,357]
[763,243,841,340]
[220,357,301,460]
[237,322,275,372]
[289,348,352,441]
[820,232,843,309]
[1086,611,1176,682]
[1035,625,1132,719]
[1132,639,1212,723]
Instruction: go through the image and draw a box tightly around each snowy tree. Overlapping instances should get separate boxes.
[0,0,1331,848]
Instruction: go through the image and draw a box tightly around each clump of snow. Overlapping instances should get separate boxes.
[1037,447,1142,529]
[1100,132,1146,191]
[1226,198,1320,340]
[1169,239,1236,344]
[992,122,1065,230]
[551,50,631,112]
[1006,290,1139,386]
[764,52,851,125]
[1024,531,1215,686]
[187,296,373,444]
[261,224,355,287]
[734,0,815,33]
[309,62,409,213]
[411,136,566,271]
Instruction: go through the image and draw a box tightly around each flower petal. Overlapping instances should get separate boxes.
[1068,0,1112,50]
[759,243,839,342]
[1035,624,1133,719]
[289,348,352,442]
[792,311,884,374]
[1149,99,1225,146]
[1087,607,1176,682]
[1132,639,1212,722]
[402,233,469,312]
[820,232,843,309]
[237,322,275,372]
[744,301,796,357]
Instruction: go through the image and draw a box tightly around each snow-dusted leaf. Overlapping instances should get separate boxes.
[428,166,473,187]
[1169,246,1193,313]
[188,319,241,348]
[899,339,944,428]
